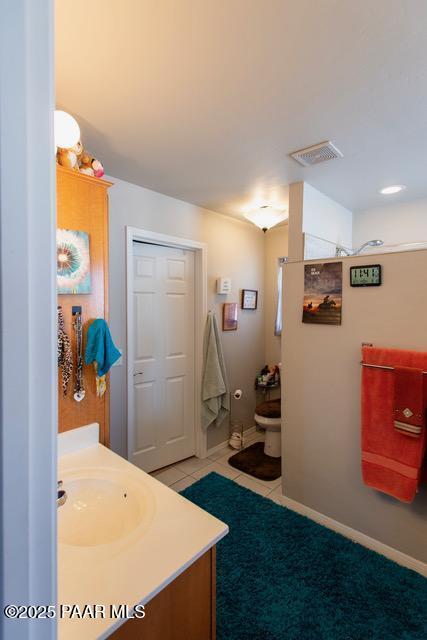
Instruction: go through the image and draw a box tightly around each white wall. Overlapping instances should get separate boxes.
[282,250,427,563]
[303,182,353,249]
[353,197,427,247]
[264,225,288,364]
[108,177,265,457]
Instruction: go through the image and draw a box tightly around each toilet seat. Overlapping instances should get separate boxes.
[255,398,281,419]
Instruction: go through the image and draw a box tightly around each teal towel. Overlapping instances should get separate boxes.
[85,319,121,377]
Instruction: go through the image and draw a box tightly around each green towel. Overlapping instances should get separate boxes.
[84,319,121,377]
[201,312,230,429]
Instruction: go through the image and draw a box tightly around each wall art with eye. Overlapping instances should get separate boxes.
[57,228,92,294]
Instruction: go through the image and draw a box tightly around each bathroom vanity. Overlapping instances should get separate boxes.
[58,425,228,640]
[110,548,216,639]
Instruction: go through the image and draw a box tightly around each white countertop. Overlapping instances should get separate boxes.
[58,426,228,639]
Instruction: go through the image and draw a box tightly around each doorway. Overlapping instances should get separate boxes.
[126,227,208,472]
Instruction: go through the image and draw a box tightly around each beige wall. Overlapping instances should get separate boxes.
[108,177,265,457]
[282,250,427,562]
[353,196,427,248]
[264,225,288,364]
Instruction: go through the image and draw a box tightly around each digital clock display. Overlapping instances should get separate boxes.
[350,264,382,287]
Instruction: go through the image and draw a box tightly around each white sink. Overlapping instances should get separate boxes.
[58,467,155,547]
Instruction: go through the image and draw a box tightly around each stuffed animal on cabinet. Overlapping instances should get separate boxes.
[79,153,104,178]
[56,140,83,172]
[79,151,95,176]
[56,147,79,170]
[72,140,84,164]
[56,138,105,179]
[91,158,104,178]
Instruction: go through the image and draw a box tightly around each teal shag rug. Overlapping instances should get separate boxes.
[181,472,427,640]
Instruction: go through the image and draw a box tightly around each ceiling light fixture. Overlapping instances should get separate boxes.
[379,184,406,195]
[54,110,80,149]
[244,205,288,233]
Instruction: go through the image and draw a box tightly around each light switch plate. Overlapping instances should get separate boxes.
[216,277,232,295]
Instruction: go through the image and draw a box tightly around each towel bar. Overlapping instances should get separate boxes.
[361,362,427,374]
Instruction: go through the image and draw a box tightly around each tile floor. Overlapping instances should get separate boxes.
[150,431,285,504]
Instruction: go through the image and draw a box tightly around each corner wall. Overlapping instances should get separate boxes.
[0,1,57,637]
[108,177,265,457]
[281,250,427,562]
[303,183,353,249]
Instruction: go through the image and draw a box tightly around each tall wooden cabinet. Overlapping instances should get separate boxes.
[57,166,113,445]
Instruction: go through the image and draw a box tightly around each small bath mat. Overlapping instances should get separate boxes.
[228,442,281,480]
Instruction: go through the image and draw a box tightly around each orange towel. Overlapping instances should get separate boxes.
[393,366,424,437]
[361,346,427,503]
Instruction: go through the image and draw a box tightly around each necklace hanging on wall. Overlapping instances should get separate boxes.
[73,308,86,402]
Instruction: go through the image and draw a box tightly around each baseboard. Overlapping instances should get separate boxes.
[206,426,257,458]
[279,494,427,577]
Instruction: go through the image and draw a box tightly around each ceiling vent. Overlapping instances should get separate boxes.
[290,141,343,167]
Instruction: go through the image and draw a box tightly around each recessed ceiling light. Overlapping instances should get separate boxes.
[379,185,406,195]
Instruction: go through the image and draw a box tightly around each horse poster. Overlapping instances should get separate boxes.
[302,262,342,325]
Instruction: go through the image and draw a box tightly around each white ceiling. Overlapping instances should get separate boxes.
[56,0,427,218]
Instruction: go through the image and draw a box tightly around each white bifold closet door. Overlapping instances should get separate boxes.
[130,241,196,472]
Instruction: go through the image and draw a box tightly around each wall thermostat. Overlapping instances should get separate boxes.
[216,277,232,295]
[350,264,382,287]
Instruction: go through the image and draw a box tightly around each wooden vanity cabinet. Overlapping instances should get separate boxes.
[109,547,216,640]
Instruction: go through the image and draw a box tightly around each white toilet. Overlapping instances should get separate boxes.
[254,398,281,458]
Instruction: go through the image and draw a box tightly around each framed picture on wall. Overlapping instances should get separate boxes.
[223,302,238,331]
[241,289,258,310]
[302,262,342,325]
